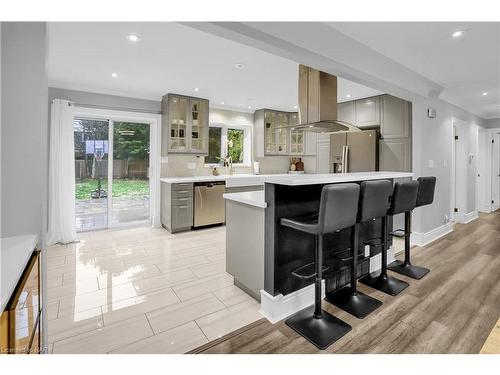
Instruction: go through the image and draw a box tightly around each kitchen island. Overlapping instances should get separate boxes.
[223,171,413,322]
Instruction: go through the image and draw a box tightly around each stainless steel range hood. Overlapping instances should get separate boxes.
[288,65,361,133]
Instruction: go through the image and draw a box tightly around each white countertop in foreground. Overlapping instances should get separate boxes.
[161,171,413,188]
[224,191,267,208]
[262,171,414,186]
[222,172,414,208]
[1,234,38,312]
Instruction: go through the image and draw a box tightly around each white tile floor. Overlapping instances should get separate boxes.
[46,226,262,354]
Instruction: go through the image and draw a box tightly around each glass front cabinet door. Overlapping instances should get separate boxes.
[162,94,209,155]
[288,112,304,155]
[264,110,292,155]
[189,98,208,154]
[264,111,278,154]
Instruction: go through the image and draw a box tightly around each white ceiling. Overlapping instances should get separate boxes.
[48,22,381,113]
[328,22,500,119]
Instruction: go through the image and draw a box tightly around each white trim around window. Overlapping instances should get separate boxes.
[206,123,252,167]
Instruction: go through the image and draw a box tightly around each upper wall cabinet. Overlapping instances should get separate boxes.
[254,109,317,157]
[355,96,381,128]
[380,94,411,139]
[337,101,356,125]
[162,94,209,155]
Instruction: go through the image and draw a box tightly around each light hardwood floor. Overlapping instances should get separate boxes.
[46,225,261,354]
[480,318,500,354]
[193,211,500,354]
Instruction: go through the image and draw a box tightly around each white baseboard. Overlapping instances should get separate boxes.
[463,210,479,224]
[259,246,395,324]
[259,281,326,324]
[411,222,453,247]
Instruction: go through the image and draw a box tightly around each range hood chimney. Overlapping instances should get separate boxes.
[291,65,360,133]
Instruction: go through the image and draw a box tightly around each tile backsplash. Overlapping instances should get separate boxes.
[161,154,317,177]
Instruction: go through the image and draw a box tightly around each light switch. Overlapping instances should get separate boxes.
[443,160,447,167]
[187,162,197,170]
[428,159,434,168]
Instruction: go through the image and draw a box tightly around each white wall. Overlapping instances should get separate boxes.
[1,23,48,238]
[411,97,485,234]
[1,21,49,351]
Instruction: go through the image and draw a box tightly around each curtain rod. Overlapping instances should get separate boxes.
[69,102,161,115]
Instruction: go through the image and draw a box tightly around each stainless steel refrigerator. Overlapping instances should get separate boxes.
[330,130,379,173]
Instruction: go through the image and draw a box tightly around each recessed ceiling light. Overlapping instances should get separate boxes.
[220,101,225,105]
[451,30,466,38]
[293,105,298,109]
[126,34,140,42]
[346,94,352,98]
[309,125,314,128]
[482,92,488,96]
[248,105,252,109]
[194,87,199,92]
[111,72,118,78]
[235,63,246,70]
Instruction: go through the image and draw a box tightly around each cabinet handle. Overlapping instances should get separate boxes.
[178,190,189,193]
[178,205,188,209]
[176,198,188,201]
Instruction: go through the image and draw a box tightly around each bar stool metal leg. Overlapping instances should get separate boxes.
[325,224,382,318]
[360,216,409,296]
[388,212,430,279]
[286,234,352,350]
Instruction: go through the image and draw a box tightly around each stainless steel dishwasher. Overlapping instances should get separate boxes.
[193,181,226,228]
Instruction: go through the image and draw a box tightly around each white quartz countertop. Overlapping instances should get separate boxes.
[160,173,291,188]
[1,234,38,312]
[262,171,414,186]
[223,191,267,208]
[221,172,413,208]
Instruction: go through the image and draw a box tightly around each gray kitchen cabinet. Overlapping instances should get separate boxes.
[380,94,411,139]
[255,109,315,157]
[379,138,411,172]
[316,134,331,173]
[355,96,380,128]
[304,132,317,156]
[162,94,209,155]
[337,101,356,125]
[161,182,194,233]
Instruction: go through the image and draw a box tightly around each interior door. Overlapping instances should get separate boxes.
[346,130,378,172]
[492,133,500,211]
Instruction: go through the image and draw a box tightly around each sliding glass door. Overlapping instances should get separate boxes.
[74,117,151,231]
[74,118,110,230]
[111,122,150,226]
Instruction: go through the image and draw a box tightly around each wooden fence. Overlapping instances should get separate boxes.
[75,160,149,179]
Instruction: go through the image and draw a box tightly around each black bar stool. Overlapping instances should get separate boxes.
[281,183,360,350]
[388,176,436,279]
[325,180,388,318]
[360,181,411,296]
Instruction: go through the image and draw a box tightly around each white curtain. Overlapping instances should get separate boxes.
[48,99,77,244]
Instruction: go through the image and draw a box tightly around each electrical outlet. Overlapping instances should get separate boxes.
[187,162,197,170]
[364,244,370,257]
[444,215,449,224]
[428,159,434,168]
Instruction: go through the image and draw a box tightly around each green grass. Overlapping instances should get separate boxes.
[75,178,149,200]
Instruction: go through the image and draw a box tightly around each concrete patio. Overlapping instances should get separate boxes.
[76,196,149,230]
